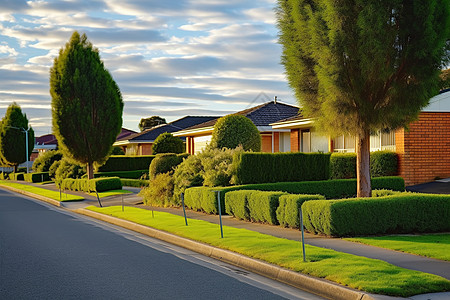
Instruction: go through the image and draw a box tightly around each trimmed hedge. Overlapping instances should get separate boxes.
[302,193,450,237]
[233,152,330,184]
[276,194,326,228]
[247,191,287,225]
[225,190,253,220]
[184,177,405,214]
[8,172,24,181]
[94,170,148,179]
[149,153,189,179]
[60,177,122,192]
[330,151,398,179]
[120,179,149,187]
[24,172,50,183]
[97,155,156,172]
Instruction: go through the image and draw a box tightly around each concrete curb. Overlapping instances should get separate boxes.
[0,184,62,207]
[77,208,375,300]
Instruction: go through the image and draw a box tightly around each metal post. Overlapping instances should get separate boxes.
[25,128,29,173]
[122,194,124,212]
[60,188,61,202]
[181,192,188,226]
[95,190,102,207]
[217,191,223,238]
[299,207,306,262]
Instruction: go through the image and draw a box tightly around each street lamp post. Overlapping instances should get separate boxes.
[4,125,31,173]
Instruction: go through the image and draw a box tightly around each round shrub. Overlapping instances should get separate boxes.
[152,133,185,154]
[139,172,176,207]
[149,153,188,179]
[110,146,125,155]
[32,150,63,172]
[210,115,261,151]
[55,158,86,185]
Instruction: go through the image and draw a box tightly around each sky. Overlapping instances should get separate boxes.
[0,0,297,137]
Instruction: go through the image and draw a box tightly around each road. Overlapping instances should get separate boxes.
[0,189,324,300]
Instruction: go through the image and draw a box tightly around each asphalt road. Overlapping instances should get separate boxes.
[0,189,324,300]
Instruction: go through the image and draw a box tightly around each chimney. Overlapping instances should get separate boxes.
[274,96,277,104]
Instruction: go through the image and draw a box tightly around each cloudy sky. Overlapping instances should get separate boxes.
[0,0,297,136]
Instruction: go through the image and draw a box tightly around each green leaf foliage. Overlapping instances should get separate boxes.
[139,172,175,207]
[94,170,148,179]
[152,132,185,154]
[139,116,166,131]
[24,172,50,183]
[149,153,188,179]
[60,177,122,193]
[276,194,325,228]
[50,31,123,168]
[0,103,34,168]
[210,115,261,151]
[32,150,63,172]
[97,155,156,172]
[302,193,450,237]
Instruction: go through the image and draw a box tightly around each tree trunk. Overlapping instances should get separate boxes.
[356,130,371,197]
[87,162,94,180]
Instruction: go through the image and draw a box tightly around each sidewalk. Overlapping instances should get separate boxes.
[2,181,449,299]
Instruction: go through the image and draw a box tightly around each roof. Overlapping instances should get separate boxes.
[116,128,137,141]
[35,134,58,145]
[423,89,450,112]
[182,101,299,132]
[117,116,219,143]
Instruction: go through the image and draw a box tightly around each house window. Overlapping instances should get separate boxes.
[333,130,395,152]
[332,135,355,152]
[301,130,311,153]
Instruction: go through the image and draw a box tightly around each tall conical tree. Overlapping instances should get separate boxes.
[277,0,450,197]
[50,31,123,179]
[0,103,35,172]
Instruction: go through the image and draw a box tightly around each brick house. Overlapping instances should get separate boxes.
[173,100,299,154]
[271,90,450,186]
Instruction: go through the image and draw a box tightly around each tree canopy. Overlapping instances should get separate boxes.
[0,103,35,172]
[277,0,450,196]
[50,31,123,179]
[139,116,166,131]
[152,132,185,154]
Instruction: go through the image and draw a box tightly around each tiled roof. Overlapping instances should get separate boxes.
[185,101,299,130]
[121,116,219,142]
[35,134,58,145]
[116,128,137,140]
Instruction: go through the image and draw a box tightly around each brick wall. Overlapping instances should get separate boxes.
[396,112,450,186]
[290,129,300,152]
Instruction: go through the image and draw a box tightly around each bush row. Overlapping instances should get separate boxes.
[24,172,50,183]
[302,193,450,236]
[59,177,122,192]
[183,176,405,214]
[94,170,148,179]
[97,155,156,172]
[330,151,398,179]
[120,179,149,188]
[233,152,330,184]
[8,172,25,181]
[149,153,189,179]
[225,190,324,226]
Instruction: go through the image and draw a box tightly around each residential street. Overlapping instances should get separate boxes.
[0,189,324,300]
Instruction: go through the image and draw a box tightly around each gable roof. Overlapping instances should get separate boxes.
[35,134,58,145]
[116,128,137,141]
[177,101,299,134]
[116,116,219,144]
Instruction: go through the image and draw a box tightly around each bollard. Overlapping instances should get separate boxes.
[216,191,224,238]
[181,193,188,226]
[299,207,306,262]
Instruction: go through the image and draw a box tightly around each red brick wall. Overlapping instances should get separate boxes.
[396,112,450,186]
[290,129,300,152]
[139,143,153,155]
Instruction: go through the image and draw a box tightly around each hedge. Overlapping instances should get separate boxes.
[24,172,50,183]
[276,194,326,228]
[97,155,156,172]
[247,191,287,225]
[184,177,405,214]
[94,170,148,179]
[60,177,122,193]
[120,179,149,187]
[149,153,189,179]
[8,172,24,181]
[233,152,330,184]
[330,151,398,179]
[225,190,254,220]
[302,193,450,237]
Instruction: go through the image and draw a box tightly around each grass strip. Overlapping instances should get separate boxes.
[87,206,450,297]
[88,189,132,198]
[0,180,84,202]
[345,234,450,261]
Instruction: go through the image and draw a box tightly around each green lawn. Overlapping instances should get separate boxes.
[87,206,450,297]
[345,234,450,261]
[88,189,132,198]
[0,180,84,202]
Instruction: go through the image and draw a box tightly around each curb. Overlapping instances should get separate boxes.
[77,208,375,300]
[0,184,62,207]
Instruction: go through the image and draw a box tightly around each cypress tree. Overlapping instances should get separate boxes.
[50,31,123,179]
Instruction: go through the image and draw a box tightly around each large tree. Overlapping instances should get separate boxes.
[277,0,450,197]
[50,31,123,179]
[139,116,166,131]
[0,103,35,172]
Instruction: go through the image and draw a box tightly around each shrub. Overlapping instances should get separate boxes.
[32,150,63,172]
[97,155,155,172]
[152,133,185,154]
[149,153,188,179]
[330,151,398,179]
[210,115,261,151]
[55,158,86,184]
[247,191,287,225]
[120,179,149,187]
[173,153,203,200]
[302,193,450,237]
[276,194,325,228]
[60,177,122,192]
[0,172,9,180]
[8,172,24,181]
[139,173,175,207]
[225,190,254,220]
[94,170,148,179]
[184,186,236,214]
[49,160,61,179]
[24,172,50,183]
[232,152,330,184]
[110,146,125,155]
